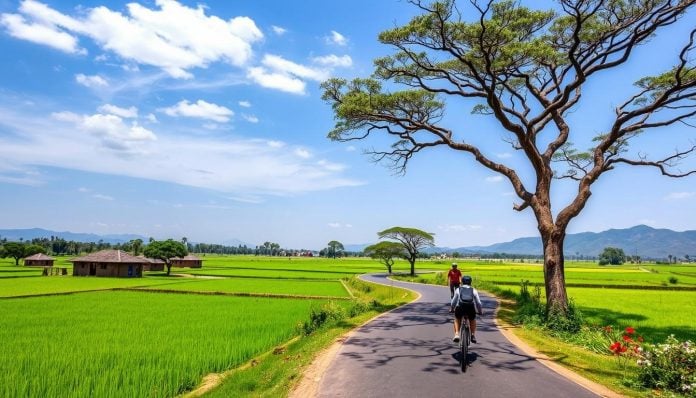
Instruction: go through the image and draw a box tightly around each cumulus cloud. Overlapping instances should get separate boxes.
[2,0,264,78]
[75,73,108,88]
[312,54,352,68]
[160,99,234,123]
[325,30,347,46]
[248,53,352,94]
[271,25,286,35]
[238,100,251,108]
[485,175,504,183]
[247,66,305,94]
[51,109,156,154]
[98,104,138,118]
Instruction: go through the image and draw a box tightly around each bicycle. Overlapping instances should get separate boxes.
[458,317,471,372]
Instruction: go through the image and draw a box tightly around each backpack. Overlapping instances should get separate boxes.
[456,286,474,306]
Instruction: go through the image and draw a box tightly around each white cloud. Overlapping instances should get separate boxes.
[0,104,363,195]
[98,104,138,118]
[247,66,306,95]
[2,0,264,79]
[77,187,90,192]
[271,25,286,35]
[294,148,311,159]
[160,99,233,123]
[496,152,512,159]
[92,193,114,201]
[312,54,352,68]
[75,73,108,88]
[242,114,259,123]
[238,100,251,108]
[262,54,328,82]
[664,192,695,200]
[51,109,156,154]
[328,222,352,228]
[485,175,504,183]
[317,159,345,172]
[326,30,347,46]
[146,113,158,123]
[0,12,83,54]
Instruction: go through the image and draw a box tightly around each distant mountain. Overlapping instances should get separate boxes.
[0,228,147,244]
[450,225,696,259]
[220,238,250,247]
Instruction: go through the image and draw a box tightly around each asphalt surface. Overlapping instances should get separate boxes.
[317,274,599,398]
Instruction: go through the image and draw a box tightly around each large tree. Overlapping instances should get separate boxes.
[143,239,187,276]
[377,227,434,275]
[322,0,696,314]
[327,240,345,258]
[364,241,407,274]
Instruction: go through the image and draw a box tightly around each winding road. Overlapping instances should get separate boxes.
[316,274,600,398]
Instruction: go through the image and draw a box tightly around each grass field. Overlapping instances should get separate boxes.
[0,291,341,397]
[140,277,350,297]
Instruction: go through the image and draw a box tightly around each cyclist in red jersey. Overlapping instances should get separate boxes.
[447,263,462,298]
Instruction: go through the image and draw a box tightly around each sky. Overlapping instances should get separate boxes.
[0,0,694,250]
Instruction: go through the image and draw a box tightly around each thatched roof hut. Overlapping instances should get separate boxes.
[171,254,203,268]
[24,253,54,267]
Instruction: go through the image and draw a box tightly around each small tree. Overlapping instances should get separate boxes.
[144,239,187,276]
[3,242,26,266]
[327,240,345,259]
[364,241,406,274]
[598,247,626,265]
[378,227,434,276]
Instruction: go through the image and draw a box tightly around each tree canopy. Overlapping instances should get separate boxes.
[364,241,407,274]
[377,227,434,275]
[327,240,345,258]
[599,247,626,265]
[143,239,187,276]
[322,0,696,313]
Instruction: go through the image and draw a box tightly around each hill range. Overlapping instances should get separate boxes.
[2,225,695,259]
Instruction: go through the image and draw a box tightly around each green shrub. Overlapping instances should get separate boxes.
[433,272,445,285]
[637,335,696,397]
[301,301,347,335]
[515,280,582,334]
[669,276,679,284]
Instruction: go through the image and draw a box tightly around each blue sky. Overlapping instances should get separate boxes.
[0,0,694,249]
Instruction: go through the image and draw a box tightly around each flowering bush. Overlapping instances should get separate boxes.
[637,335,696,397]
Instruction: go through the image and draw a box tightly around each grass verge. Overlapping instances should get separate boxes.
[193,277,417,397]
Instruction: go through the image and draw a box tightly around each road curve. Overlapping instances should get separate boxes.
[317,274,599,398]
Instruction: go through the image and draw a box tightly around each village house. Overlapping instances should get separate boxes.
[170,254,203,268]
[138,256,165,272]
[24,253,54,267]
[70,250,148,277]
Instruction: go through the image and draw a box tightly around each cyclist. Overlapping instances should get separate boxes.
[447,262,462,298]
[450,275,483,343]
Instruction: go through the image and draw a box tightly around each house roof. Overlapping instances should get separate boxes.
[173,254,201,261]
[137,255,165,264]
[24,253,54,261]
[70,250,150,264]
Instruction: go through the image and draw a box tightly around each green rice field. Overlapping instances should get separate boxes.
[0,291,339,397]
[395,260,696,341]
[2,254,696,396]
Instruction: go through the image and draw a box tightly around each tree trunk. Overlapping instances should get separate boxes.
[409,256,415,276]
[542,231,569,314]
[166,263,172,276]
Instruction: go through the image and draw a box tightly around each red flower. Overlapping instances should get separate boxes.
[623,335,633,342]
[625,327,635,335]
[610,342,622,354]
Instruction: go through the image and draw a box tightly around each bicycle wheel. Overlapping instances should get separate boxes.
[460,327,468,372]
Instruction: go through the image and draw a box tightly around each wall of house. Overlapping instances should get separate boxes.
[25,260,53,267]
[72,262,143,277]
[171,260,202,268]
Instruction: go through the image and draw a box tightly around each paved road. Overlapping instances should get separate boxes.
[317,274,599,398]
